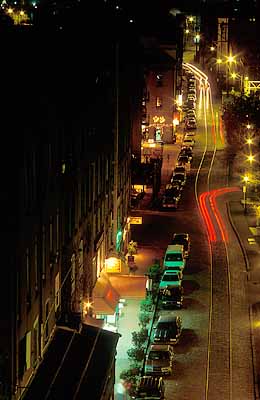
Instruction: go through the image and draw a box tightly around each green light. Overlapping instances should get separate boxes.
[116,230,123,251]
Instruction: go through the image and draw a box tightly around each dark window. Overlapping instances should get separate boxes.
[156,74,163,87]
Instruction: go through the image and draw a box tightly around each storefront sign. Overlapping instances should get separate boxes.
[129,216,143,225]
[105,257,121,273]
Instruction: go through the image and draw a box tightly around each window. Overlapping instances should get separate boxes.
[26,248,31,308]
[156,74,163,86]
[156,97,162,108]
[55,273,60,312]
[34,236,38,293]
[56,210,60,252]
[42,226,46,280]
[44,299,50,344]
[32,318,39,367]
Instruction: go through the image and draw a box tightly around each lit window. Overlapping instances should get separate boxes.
[156,97,162,107]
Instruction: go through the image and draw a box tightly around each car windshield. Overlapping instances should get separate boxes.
[157,321,178,332]
[174,174,184,180]
[172,238,188,249]
[165,254,182,261]
[162,288,181,298]
[148,350,170,360]
[162,274,179,281]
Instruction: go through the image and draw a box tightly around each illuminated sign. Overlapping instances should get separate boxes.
[129,217,143,225]
[105,257,121,273]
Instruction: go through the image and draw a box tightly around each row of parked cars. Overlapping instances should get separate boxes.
[183,71,197,131]
[144,234,191,380]
[160,71,198,213]
[132,235,191,399]
[132,72,196,399]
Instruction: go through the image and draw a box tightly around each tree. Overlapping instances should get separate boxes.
[222,94,260,150]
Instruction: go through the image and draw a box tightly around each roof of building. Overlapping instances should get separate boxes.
[20,324,120,400]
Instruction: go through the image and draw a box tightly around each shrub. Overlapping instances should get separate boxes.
[140,296,153,313]
[131,328,148,348]
[127,347,145,362]
[139,312,150,328]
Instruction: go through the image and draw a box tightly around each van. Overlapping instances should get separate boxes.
[163,244,185,271]
[144,344,174,376]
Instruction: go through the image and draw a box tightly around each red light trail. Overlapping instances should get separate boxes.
[199,187,240,243]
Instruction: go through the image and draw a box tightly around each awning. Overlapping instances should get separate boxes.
[108,275,146,299]
[93,271,120,315]
[20,324,120,400]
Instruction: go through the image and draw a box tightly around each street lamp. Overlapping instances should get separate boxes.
[243,175,249,214]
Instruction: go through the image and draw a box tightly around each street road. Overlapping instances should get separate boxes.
[131,66,255,399]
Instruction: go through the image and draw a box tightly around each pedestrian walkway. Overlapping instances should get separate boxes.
[228,199,260,398]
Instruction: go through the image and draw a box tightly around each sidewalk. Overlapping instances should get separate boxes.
[114,245,159,400]
[228,199,260,398]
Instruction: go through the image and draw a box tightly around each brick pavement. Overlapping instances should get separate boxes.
[228,199,260,399]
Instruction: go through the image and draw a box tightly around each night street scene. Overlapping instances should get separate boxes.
[1,0,260,399]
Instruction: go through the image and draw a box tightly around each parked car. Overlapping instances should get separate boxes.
[171,172,186,186]
[159,271,182,290]
[177,154,190,167]
[161,184,181,210]
[173,166,186,175]
[180,146,193,158]
[133,375,165,398]
[160,287,184,309]
[182,138,194,148]
[152,315,182,345]
[186,110,196,118]
[171,233,191,258]
[185,120,197,130]
[144,345,174,377]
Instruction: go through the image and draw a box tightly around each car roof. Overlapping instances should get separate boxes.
[157,315,180,323]
[173,233,189,240]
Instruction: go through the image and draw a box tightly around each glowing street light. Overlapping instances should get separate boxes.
[247,154,255,164]
[246,138,253,145]
[216,58,223,64]
[226,55,236,64]
[210,46,215,52]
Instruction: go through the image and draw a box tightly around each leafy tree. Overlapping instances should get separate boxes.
[222,94,260,150]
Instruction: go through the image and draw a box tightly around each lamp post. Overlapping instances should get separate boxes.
[243,175,249,214]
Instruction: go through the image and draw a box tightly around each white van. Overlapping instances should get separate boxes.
[163,245,185,272]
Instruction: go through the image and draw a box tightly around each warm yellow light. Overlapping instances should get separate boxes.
[227,55,236,63]
[20,10,25,16]
[216,58,222,64]
[185,29,189,34]
[246,138,253,145]
[7,7,13,13]
[246,124,251,129]
[173,118,179,126]
[247,155,255,163]
[188,16,194,22]
[243,175,249,183]
[195,34,200,41]
[231,72,237,79]
[210,46,215,51]
[245,76,249,80]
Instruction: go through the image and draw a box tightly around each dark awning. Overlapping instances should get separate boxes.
[20,324,120,400]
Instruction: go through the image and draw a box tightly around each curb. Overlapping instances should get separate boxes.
[227,202,259,399]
